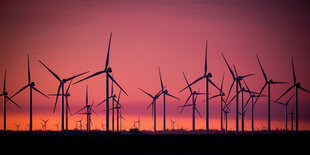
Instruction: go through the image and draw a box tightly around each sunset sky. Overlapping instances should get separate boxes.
[0,0,310,131]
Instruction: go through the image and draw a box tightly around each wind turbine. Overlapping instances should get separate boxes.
[114,90,125,132]
[158,67,179,134]
[179,41,221,134]
[273,94,295,132]
[274,56,310,131]
[74,32,128,132]
[208,72,226,133]
[221,53,254,133]
[39,60,88,131]
[48,80,73,130]
[75,86,98,132]
[41,118,49,131]
[76,117,83,130]
[255,55,287,133]
[15,123,21,131]
[170,119,177,130]
[242,79,265,133]
[10,54,49,132]
[139,88,163,134]
[53,121,60,131]
[179,72,204,134]
[1,69,21,131]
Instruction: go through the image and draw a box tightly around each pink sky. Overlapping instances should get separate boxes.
[0,0,310,131]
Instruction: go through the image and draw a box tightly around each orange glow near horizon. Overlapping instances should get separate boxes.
[1,0,310,131]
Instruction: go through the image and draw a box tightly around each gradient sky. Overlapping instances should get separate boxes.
[0,0,310,131]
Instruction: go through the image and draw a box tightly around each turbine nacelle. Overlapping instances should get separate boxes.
[205,73,212,78]
[106,67,112,73]
[296,82,301,87]
[30,82,35,87]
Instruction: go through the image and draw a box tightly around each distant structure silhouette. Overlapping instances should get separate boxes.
[274,94,295,132]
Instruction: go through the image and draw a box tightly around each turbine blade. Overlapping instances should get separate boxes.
[53,83,62,113]
[274,85,295,103]
[139,88,153,98]
[6,95,21,109]
[65,80,72,95]
[299,86,310,94]
[32,86,49,99]
[209,79,221,92]
[204,40,208,75]
[66,98,72,116]
[166,93,180,100]
[195,107,203,118]
[108,73,128,96]
[241,73,254,79]
[158,67,164,91]
[256,55,268,83]
[291,56,296,85]
[10,84,29,99]
[74,106,87,115]
[221,53,235,78]
[27,54,31,84]
[146,101,155,110]
[225,80,235,103]
[73,70,105,85]
[220,72,225,91]
[105,32,112,70]
[179,72,192,93]
[254,83,267,104]
[3,69,6,93]
[64,71,89,82]
[38,60,61,82]
[180,75,204,93]
[272,81,288,84]
[233,64,239,77]
[209,94,221,100]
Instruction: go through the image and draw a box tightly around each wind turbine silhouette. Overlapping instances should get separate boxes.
[289,102,295,131]
[208,72,226,133]
[75,86,98,132]
[179,41,221,134]
[255,55,287,133]
[48,80,73,130]
[1,69,20,131]
[221,53,254,133]
[242,79,265,133]
[114,90,124,132]
[274,56,310,132]
[139,88,163,134]
[274,94,295,132]
[15,123,21,131]
[53,121,60,131]
[158,67,179,134]
[10,54,49,132]
[74,32,128,132]
[41,118,49,131]
[39,60,88,131]
[179,72,204,134]
[170,119,177,130]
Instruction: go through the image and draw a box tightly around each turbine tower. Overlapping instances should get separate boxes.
[255,55,287,133]
[39,60,88,131]
[179,41,221,134]
[274,56,310,131]
[1,69,20,131]
[158,67,179,134]
[74,32,128,132]
[11,54,49,132]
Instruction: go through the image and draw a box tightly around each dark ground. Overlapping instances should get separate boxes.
[0,130,308,154]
